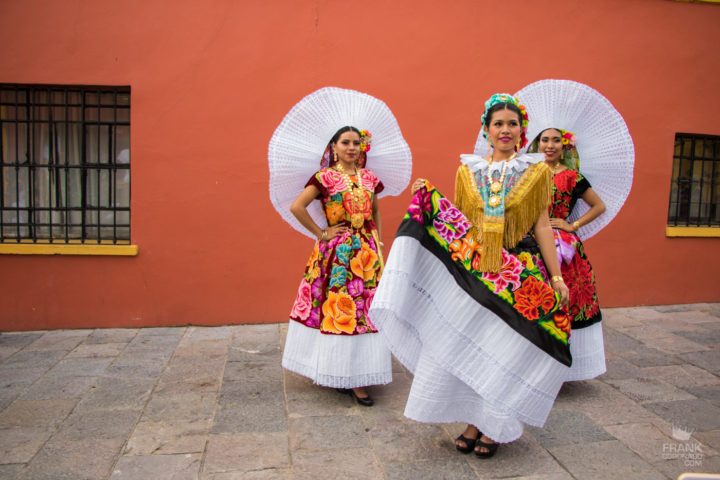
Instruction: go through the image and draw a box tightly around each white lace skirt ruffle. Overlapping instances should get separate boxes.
[369,237,570,443]
[281,319,392,388]
[566,321,606,381]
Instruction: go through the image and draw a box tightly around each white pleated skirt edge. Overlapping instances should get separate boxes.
[566,321,606,381]
[281,319,392,389]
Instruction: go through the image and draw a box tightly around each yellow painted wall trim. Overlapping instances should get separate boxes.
[0,243,139,255]
[666,226,720,238]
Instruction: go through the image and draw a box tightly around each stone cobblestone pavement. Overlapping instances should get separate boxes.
[1,304,719,479]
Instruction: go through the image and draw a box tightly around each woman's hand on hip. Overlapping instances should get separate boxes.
[549,218,576,232]
[322,224,349,242]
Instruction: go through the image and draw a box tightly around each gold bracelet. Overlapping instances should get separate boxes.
[550,275,564,284]
[572,221,581,231]
[319,229,327,242]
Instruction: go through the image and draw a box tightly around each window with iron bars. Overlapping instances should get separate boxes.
[667,133,719,228]
[0,84,130,244]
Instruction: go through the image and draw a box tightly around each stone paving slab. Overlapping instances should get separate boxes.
[0,306,719,479]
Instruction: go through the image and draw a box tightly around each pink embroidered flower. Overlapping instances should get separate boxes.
[290,279,312,320]
[408,188,432,224]
[311,277,324,298]
[482,250,524,294]
[318,169,349,195]
[433,197,471,243]
[359,170,379,190]
[553,229,576,265]
[306,306,321,328]
[347,278,365,297]
[363,288,377,313]
[355,297,365,318]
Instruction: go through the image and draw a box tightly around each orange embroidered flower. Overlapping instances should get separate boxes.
[350,242,378,281]
[553,312,571,334]
[321,291,357,334]
[325,202,346,224]
[306,244,319,268]
[513,276,557,321]
[449,236,482,263]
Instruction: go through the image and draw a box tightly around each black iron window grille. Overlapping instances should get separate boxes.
[0,84,130,244]
[668,133,719,227]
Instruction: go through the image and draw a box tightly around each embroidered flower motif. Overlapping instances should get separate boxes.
[347,277,365,297]
[329,265,347,288]
[354,297,365,318]
[481,250,524,294]
[363,287,376,312]
[408,187,432,224]
[325,202,346,224]
[554,229,576,265]
[513,276,557,321]
[553,312,571,334]
[306,306,321,328]
[517,251,535,271]
[449,236,482,263]
[335,243,352,265]
[318,169,350,195]
[290,279,312,320]
[350,242,378,281]
[311,276,324,298]
[433,197,471,243]
[563,254,595,310]
[553,170,576,194]
[321,291,357,334]
[359,170,379,190]
[551,201,570,219]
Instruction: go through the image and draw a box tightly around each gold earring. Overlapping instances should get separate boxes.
[333,152,338,163]
[516,139,521,152]
[487,139,493,156]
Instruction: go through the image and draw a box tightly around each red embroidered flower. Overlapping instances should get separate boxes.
[553,170,576,193]
[551,201,570,219]
[513,276,557,321]
[562,254,595,310]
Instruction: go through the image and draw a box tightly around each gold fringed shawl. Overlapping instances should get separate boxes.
[454,161,553,273]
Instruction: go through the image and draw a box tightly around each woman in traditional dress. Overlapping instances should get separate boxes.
[527,128,606,381]
[369,93,571,457]
[281,126,390,406]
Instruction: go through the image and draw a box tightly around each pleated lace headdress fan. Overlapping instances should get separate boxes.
[474,79,634,240]
[269,87,412,238]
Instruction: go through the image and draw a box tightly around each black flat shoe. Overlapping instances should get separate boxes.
[455,434,477,454]
[474,437,499,458]
[336,388,374,406]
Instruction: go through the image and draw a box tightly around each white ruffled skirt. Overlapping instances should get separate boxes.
[281,319,392,388]
[567,322,606,381]
[370,237,570,443]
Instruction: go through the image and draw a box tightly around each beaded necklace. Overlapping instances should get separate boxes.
[335,163,366,229]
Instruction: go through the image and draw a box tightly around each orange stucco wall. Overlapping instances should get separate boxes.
[1,0,719,330]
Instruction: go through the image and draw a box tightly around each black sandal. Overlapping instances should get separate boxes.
[336,388,374,407]
[455,434,478,454]
[474,437,499,458]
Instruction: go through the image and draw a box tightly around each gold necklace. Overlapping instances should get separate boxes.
[335,163,365,229]
[486,154,515,208]
[550,162,563,173]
